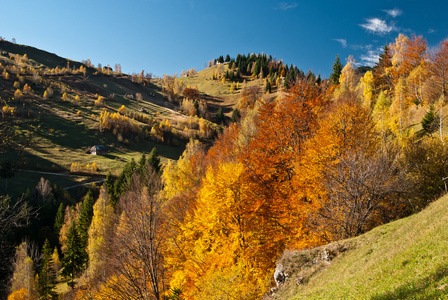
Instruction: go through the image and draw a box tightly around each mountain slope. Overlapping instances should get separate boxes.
[267,194,448,299]
[0,40,194,196]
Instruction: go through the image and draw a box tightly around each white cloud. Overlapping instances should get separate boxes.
[384,8,402,18]
[276,2,298,10]
[360,50,380,67]
[334,39,347,48]
[428,28,436,34]
[360,18,395,34]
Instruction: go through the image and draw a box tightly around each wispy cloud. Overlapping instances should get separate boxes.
[276,2,298,10]
[384,8,402,18]
[360,18,395,34]
[428,28,436,34]
[334,39,347,48]
[360,49,381,67]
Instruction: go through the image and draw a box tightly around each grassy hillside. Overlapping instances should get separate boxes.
[267,194,448,299]
[0,40,210,196]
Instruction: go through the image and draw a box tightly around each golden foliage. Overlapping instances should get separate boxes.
[70,162,98,174]
[14,89,23,99]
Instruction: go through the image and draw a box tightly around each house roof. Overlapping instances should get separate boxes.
[92,145,108,151]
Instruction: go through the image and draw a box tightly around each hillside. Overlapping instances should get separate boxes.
[266,193,448,299]
[0,40,229,196]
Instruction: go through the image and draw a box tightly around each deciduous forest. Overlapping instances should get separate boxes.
[3,33,448,299]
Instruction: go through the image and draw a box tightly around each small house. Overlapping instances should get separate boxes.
[90,145,108,156]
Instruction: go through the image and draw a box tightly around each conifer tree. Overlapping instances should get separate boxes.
[137,153,147,175]
[78,190,95,250]
[62,223,86,287]
[104,172,115,196]
[38,239,57,299]
[148,147,161,174]
[231,108,241,122]
[216,107,225,125]
[421,104,438,133]
[330,54,342,85]
[266,81,271,93]
[54,203,64,237]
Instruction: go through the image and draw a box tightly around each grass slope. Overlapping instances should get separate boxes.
[0,41,190,196]
[269,194,448,299]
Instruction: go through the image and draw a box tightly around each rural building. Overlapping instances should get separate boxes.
[90,145,108,155]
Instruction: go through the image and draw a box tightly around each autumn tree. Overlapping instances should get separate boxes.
[36,177,52,203]
[59,204,81,253]
[102,169,166,300]
[239,85,261,109]
[299,95,410,240]
[428,40,448,139]
[360,70,374,110]
[169,162,265,299]
[339,55,356,91]
[9,242,38,299]
[0,196,34,294]
[389,34,427,80]
[403,136,448,205]
[183,87,199,100]
[319,148,410,239]
[372,91,392,138]
[86,187,114,280]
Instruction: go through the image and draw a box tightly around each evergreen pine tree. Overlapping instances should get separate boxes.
[225,54,231,62]
[77,190,95,249]
[231,108,241,122]
[137,153,147,175]
[54,203,65,237]
[62,223,87,287]
[103,172,115,195]
[422,104,439,133]
[229,71,235,81]
[148,147,162,174]
[266,81,271,93]
[216,107,225,125]
[38,239,57,299]
[373,45,393,93]
[330,54,343,85]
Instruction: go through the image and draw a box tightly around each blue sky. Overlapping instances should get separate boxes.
[1,0,447,78]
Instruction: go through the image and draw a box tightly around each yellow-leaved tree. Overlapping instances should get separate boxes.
[86,187,115,279]
[169,162,266,300]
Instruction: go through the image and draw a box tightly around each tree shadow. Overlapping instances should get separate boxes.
[370,266,448,300]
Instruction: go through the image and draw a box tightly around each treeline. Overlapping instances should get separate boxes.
[213,52,321,88]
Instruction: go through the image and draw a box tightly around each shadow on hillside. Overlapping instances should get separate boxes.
[370,265,448,300]
[201,93,234,114]
[36,106,105,150]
